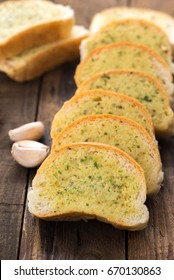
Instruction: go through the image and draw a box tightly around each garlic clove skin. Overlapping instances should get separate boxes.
[8,121,45,142]
[11,140,49,168]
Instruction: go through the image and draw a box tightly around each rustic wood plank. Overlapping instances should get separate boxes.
[0,73,40,259]
[131,0,174,15]
[73,220,125,260]
[19,0,128,260]
[19,64,80,260]
[53,0,128,27]
[36,63,78,146]
[1,0,174,261]
[19,63,126,260]
[127,0,174,260]
[128,139,174,259]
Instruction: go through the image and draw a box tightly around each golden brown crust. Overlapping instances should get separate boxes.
[77,69,171,105]
[34,142,145,187]
[0,27,88,81]
[54,142,145,179]
[30,142,148,230]
[51,115,161,195]
[92,18,171,50]
[0,19,74,61]
[0,0,74,60]
[72,89,154,131]
[75,42,171,86]
[89,18,172,60]
[50,89,155,139]
[52,114,157,155]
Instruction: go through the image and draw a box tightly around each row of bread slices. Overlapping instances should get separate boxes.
[0,0,89,82]
[28,7,174,231]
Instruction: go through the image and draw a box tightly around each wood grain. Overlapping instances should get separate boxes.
[128,139,174,259]
[0,74,40,259]
[1,0,174,260]
[53,0,128,27]
[19,0,127,260]
[19,62,126,260]
[127,0,174,260]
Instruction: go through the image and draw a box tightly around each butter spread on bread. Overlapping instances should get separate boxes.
[75,43,173,98]
[28,143,149,230]
[51,90,154,141]
[81,19,172,64]
[90,6,174,49]
[76,70,174,138]
[52,115,163,195]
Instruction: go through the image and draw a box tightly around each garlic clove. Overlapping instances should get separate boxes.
[8,121,45,142]
[11,140,49,168]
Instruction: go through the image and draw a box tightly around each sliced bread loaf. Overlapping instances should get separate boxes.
[51,90,154,141]
[52,115,163,195]
[89,6,174,49]
[0,0,74,60]
[75,43,173,98]
[76,70,174,138]
[28,142,149,230]
[81,19,172,64]
[0,25,89,82]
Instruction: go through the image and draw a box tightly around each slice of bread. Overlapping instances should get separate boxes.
[51,90,154,141]
[0,0,74,60]
[81,19,172,64]
[28,142,149,230]
[89,6,174,49]
[76,70,174,138]
[52,115,163,195]
[75,43,173,98]
[0,26,89,82]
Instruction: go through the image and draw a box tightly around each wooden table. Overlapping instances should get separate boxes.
[0,0,174,260]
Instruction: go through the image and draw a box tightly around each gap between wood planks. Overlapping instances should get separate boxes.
[16,0,131,261]
[17,0,174,260]
[17,78,43,260]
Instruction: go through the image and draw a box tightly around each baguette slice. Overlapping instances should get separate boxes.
[51,90,154,141]
[0,0,74,60]
[76,70,174,138]
[52,115,163,195]
[81,19,172,64]
[89,6,174,49]
[0,25,89,82]
[28,142,149,230]
[75,43,173,98]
